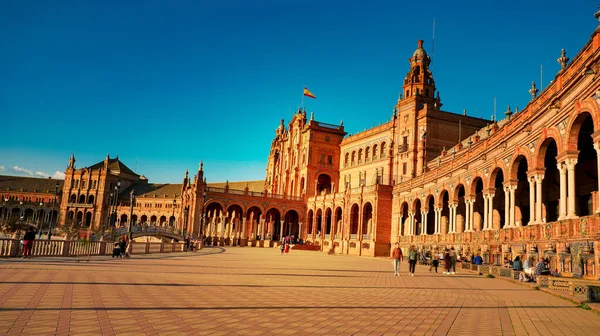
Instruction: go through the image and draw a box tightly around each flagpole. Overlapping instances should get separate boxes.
[302,85,305,110]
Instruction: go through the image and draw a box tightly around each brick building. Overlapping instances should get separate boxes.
[2,8,600,278]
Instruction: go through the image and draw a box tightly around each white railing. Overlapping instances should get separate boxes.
[0,238,185,258]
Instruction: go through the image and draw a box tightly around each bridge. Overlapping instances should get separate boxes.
[113,226,190,242]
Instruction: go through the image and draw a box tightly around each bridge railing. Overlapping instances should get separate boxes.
[113,225,184,237]
[0,238,185,258]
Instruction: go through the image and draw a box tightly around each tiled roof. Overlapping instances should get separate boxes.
[0,175,64,194]
[87,158,138,176]
[127,183,183,198]
[207,180,264,192]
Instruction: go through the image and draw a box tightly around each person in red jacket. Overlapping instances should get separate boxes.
[391,242,403,276]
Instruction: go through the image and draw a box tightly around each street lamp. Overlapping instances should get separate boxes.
[127,189,136,242]
[183,205,189,239]
[37,202,44,239]
[48,182,58,240]
[171,199,176,227]
[112,181,121,227]
[199,192,207,247]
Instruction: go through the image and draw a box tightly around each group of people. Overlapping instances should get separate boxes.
[112,238,129,258]
[391,244,459,276]
[279,235,293,254]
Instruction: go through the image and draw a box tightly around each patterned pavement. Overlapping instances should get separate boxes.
[1,247,600,335]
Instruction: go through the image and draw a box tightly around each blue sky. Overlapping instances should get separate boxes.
[0,1,597,183]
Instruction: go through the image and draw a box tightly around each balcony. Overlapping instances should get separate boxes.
[398,143,408,153]
[67,203,93,208]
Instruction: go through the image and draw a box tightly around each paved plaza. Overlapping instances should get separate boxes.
[1,248,600,335]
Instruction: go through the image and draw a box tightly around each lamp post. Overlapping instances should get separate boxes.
[37,202,44,239]
[112,181,121,227]
[127,189,136,242]
[48,182,59,239]
[199,192,207,248]
[183,205,189,238]
[171,199,176,227]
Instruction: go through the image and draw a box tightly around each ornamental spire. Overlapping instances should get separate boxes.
[529,81,539,100]
[557,49,569,70]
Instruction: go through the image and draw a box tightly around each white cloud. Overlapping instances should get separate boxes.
[0,165,5,173]
[12,166,33,176]
[35,171,50,178]
[52,171,66,179]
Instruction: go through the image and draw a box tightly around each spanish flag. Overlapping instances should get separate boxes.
[303,87,316,99]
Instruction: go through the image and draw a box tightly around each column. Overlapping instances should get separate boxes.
[435,208,441,234]
[557,163,567,220]
[566,158,577,218]
[504,186,510,228]
[260,218,265,240]
[409,212,415,235]
[449,205,455,233]
[487,194,494,229]
[528,176,536,224]
[241,218,247,239]
[422,210,428,235]
[535,174,544,223]
[483,195,489,230]
[595,142,600,213]
[469,200,475,231]
[509,186,516,226]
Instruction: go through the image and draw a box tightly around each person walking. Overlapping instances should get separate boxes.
[443,249,451,274]
[22,227,36,259]
[392,243,403,276]
[449,247,457,274]
[408,245,417,277]
[429,249,440,273]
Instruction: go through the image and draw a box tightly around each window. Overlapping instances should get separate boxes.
[381,142,386,158]
[320,154,325,164]
[403,136,408,145]
[403,163,407,175]
[74,180,79,188]
[82,181,87,189]
[327,155,333,165]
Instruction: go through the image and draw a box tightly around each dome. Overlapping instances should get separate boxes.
[412,40,429,60]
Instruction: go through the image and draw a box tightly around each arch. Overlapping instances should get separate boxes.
[541,138,559,222]
[315,208,323,237]
[265,208,282,240]
[334,206,343,237]
[85,212,92,227]
[512,155,531,226]
[307,209,314,235]
[362,202,373,237]
[324,208,333,236]
[509,152,533,181]
[132,214,138,226]
[69,194,76,203]
[413,198,422,235]
[150,215,157,224]
[373,144,379,159]
[245,205,263,239]
[400,202,409,236]
[567,109,598,151]
[574,113,598,216]
[120,214,128,226]
[159,216,166,225]
[452,184,466,203]
[87,195,94,204]
[426,196,435,235]
[317,174,332,193]
[76,211,83,225]
[141,215,148,224]
[344,152,350,166]
[365,146,371,161]
[469,176,485,198]
[67,210,75,223]
[350,203,359,236]
[283,209,300,238]
[227,204,244,241]
[358,148,363,163]
[78,194,85,204]
[380,142,387,158]
[534,133,563,169]
[300,177,305,195]
[351,151,356,165]
[488,166,506,190]
[472,177,485,231]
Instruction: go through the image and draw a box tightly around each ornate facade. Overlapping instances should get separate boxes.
[2,9,600,278]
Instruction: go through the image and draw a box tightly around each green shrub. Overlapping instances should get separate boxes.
[581,303,592,310]
[486,274,495,278]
